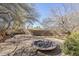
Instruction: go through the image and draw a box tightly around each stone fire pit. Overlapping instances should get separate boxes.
[33,39,57,50]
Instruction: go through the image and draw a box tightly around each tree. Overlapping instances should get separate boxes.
[0,3,39,42]
[0,3,39,32]
[42,4,79,35]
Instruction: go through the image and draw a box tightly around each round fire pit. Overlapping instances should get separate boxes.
[33,39,57,50]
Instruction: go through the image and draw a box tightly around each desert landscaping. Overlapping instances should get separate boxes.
[0,3,79,56]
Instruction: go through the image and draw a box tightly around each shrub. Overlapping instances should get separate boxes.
[63,32,79,56]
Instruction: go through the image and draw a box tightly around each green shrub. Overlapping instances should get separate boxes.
[63,32,79,56]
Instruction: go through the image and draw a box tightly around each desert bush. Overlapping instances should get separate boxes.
[29,29,53,36]
[63,32,79,56]
[0,4,39,42]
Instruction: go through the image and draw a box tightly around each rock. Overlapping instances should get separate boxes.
[5,34,32,43]
[0,35,64,56]
[8,40,37,56]
[12,46,37,56]
[36,45,62,56]
[0,34,37,56]
[0,43,17,56]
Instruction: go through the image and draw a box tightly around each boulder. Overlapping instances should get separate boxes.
[0,34,63,56]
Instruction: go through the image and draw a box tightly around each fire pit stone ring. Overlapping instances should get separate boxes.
[32,39,57,50]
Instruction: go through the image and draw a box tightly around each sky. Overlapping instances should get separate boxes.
[34,3,63,22]
[33,3,79,28]
[33,3,65,27]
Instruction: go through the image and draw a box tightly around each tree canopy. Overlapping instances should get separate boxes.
[0,3,39,32]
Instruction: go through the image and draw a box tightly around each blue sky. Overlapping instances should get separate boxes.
[33,3,79,27]
[34,3,65,22]
[33,3,64,27]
